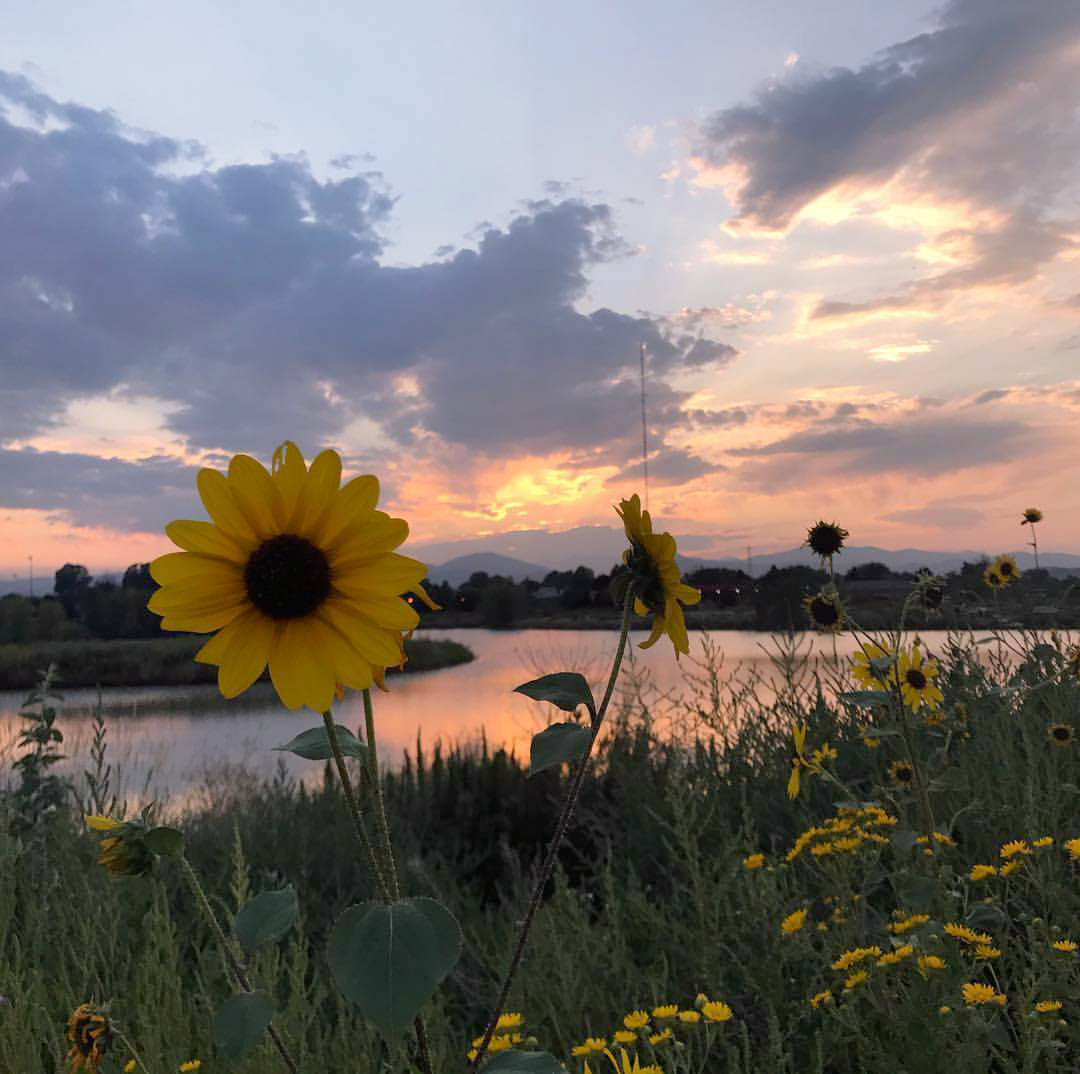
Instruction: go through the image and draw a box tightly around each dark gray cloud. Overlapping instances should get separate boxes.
[882,503,986,528]
[695,0,1080,313]
[0,72,736,504]
[604,448,722,489]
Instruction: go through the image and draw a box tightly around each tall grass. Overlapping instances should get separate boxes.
[2,629,1079,1072]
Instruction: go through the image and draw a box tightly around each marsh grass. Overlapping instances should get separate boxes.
[2,629,1080,1073]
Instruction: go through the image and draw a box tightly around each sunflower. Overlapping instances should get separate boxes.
[851,641,895,687]
[1021,508,1043,525]
[888,760,914,788]
[897,645,944,711]
[990,554,1020,585]
[67,1004,112,1073]
[85,815,156,877]
[787,724,821,799]
[983,566,1005,590]
[614,494,701,657]
[1048,723,1074,746]
[148,442,438,713]
[805,521,849,559]
[803,589,844,633]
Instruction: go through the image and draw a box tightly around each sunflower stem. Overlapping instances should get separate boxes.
[114,1027,156,1074]
[320,710,391,901]
[177,856,299,1074]
[470,585,636,1070]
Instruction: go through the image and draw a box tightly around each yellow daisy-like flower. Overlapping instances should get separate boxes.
[983,566,1005,590]
[970,864,998,881]
[1064,838,1080,860]
[1052,939,1078,953]
[613,1031,637,1045]
[944,923,981,944]
[571,1037,609,1057]
[650,1005,677,1021]
[850,640,895,687]
[896,645,944,711]
[962,982,1005,1006]
[809,991,832,1009]
[843,970,869,991]
[831,947,882,971]
[179,1063,202,1073]
[1000,859,1022,876]
[495,1012,524,1031]
[148,442,439,713]
[487,1035,519,1054]
[889,914,930,934]
[1048,723,1073,746]
[701,1001,733,1023]
[1000,839,1032,859]
[742,852,765,871]
[677,1010,701,1024]
[66,1004,112,1073]
[1034,836,1054,848]
[1021,508,1043,525]
[1035,1000,1063,1013]
[990,554,1020,585]
[647,1028,673,1045]
[781,908,807,935]
[622,1011,649,1031]
[918,955,946,973]
[614,494,701,657]
[888,760,915,788]
[974,945,1002,959]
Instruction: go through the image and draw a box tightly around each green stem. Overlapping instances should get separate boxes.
[320,710,391,901]
[177,856,299,1074]
[362,689,400,901]
[470,586,636,1070]
[113,1027,155,1074]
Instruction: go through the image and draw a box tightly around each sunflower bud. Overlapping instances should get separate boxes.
[86,815,156,878]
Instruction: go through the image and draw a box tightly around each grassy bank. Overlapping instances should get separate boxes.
[3,630,1080,1072]
[0,635,473,691]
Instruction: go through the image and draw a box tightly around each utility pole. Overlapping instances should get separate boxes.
[639,342,649,511]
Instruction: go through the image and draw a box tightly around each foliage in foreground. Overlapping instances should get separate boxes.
[3,627,1080,1073]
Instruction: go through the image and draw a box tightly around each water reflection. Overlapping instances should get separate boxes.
[0,628,1030,805]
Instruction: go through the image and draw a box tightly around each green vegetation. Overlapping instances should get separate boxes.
[3,629,1080,1072]
[0,636,473,691]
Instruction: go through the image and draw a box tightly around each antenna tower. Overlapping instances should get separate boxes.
[639,342,649,510]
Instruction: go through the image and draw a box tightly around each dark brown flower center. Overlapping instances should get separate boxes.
[999,561,1014,577]
[1052,726,1070,741]
[894,765,913,783]
[905,668,927,690]
[807,522,846,556]
[810,597,839,625]
[244,535,331,619]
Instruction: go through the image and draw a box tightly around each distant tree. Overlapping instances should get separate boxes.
[122,563,155,589]
[479,579,527,628]
[845,562,892,581]
[54,564,92,618]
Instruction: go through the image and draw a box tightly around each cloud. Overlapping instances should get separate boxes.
[882,502,986,528]
[0,71,738,482]
[605,448,722,488]
[625,125,657,154]
[692,0,1080,318]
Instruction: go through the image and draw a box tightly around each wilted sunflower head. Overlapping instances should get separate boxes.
[805,521,849,559]
[613,494,701,658]
[67,1003,112,1072]
[148,442,439,713]
[85,815,155,878]
[803,590,844,633]
[1021,508,1043,525]
[914,569,946,611]
[990,554,1020,584]
[1048,723,1074,746]
[888,760,915,787]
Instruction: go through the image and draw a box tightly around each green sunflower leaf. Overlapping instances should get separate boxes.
[144,825,184,858]
[327,897,462,1044]
[514,673,596,718]
[482,1051,568,1073]
[529,723,592,777]
[233,886,300,954]
[837,691,891,708]
[273,725,366,761]
[212,991,274,1061]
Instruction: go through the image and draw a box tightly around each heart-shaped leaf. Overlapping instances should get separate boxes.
[145,825,184,858]
[212,991,274,1061]
[483,1051,568,1073]
[529,723,592,777]
[328,896,462,1043]
[233,886,299,954]
[273,725,365,761]
[514,673,596,718]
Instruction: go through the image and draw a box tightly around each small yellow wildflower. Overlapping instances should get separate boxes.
[742,853,764,871]
[943,923,980,944]
[970,864,998,881]
[572,1038,608,1057]
[487,1035,518,1054]
[781,909,807,935]
[809,991,832,1009]
[650,1005,677,1020]
[647,1028,673,1046]
[1000,839,1032,859]
[613,1031,636,1045]
[623,1011,649,1031]
[1034,836,1054,848]
[179,1063,202,1073]
[832,947,882,971]
[1063,838,1080,860]
[862,734,881,749]
[962,982,1006,1006]
[918,955,947,972]
[843,970,870,990]
[124,1064,137,1074]
[496,1012,524,1031]
[701,1000,733,1023]
[1036,1000,1063,1014]
[1000,859,1022,876]
[890,914,930,934]
[1052,940,1078,953]
[678,1010,701,1023]
[974,945,1002,959]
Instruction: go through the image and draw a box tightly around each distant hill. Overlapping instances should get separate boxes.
[427,552,553,587]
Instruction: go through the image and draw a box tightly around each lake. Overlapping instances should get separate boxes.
[0,628,1030,808]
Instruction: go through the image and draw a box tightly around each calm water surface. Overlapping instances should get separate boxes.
[0,628,1023,805]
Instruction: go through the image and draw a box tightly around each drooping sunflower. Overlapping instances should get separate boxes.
[85,815,156,877]
[990,554,1020,585]
[1048,723,1074,746]
[67,1004,112,1073]
[805,520,849,559]
[149,442,438,713]
[1021,508,1043,525]
[614,494,701,657]
[888,760,915,788]
[896,645,944,711]
[851,641,895,687]
[803,589,845,633]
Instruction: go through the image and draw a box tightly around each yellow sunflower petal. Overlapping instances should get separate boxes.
[327,585,420,630]
[320,596,408,667]
[328,515,411,569]
[165,519,251,562]
[675,583,701,606]
[158,604,247,633]
[148,583,246,617]
[307,615,375,690]
[228,454,284,536]
[197,468,259,542]
[150,552,243,588]
[269,619,337,712]
[663,599,690,655]
[314,474,381,546]
[272,440,308,525]
[293,449,343,537]
[85,815,121,831]
[331,553,429,595]
[633,596,649,616]
[639,614,666,650]
[216,610,277,698]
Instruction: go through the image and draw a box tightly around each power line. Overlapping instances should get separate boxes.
[639,342,649,511]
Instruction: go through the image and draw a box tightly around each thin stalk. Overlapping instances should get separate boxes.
[177,856,299,1074]
[320,711,390,901]
[362,689,400,900]
[114,1027,155,1074]
[470,587,636,1069]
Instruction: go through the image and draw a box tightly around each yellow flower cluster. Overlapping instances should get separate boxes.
[786,805,897,863]
[961,982,1007,1007]
[943,922,994,946]
[742,853,765,871]
[466,1012,527,1062]
[876,945,914,967]
[888,913,930,935]
[831,946,882,972]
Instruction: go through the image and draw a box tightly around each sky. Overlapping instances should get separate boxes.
[1,0,1079,581]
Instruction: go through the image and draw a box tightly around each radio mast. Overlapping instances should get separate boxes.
[639,342,649,510]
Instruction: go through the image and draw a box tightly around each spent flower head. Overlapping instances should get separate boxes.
[805,521,849,559]
[66,1004,112,1073]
